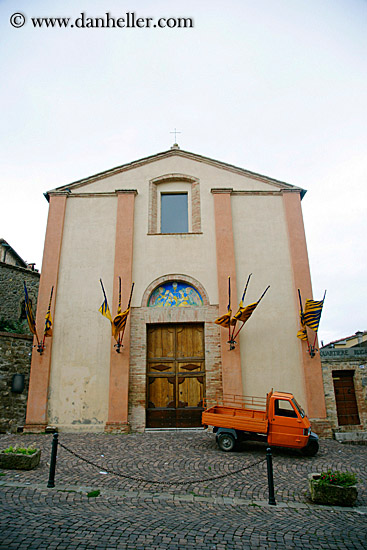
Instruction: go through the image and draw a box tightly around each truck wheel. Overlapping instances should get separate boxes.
[301,439,319,457]
[217,433,236,452]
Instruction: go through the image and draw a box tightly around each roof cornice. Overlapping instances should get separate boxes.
[46,148,306,198]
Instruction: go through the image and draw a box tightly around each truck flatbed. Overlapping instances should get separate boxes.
[202,404,268,434]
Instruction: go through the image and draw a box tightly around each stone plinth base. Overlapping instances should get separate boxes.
[334,431,367,444]
[23,423,47,434]
[105,421,130,434]
[310,419,333,438]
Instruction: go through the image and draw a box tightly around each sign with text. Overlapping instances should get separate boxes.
[320,347,367,359]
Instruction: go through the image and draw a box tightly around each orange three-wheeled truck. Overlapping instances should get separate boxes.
[202,390,319,456]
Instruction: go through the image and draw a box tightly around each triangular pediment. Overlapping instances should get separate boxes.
[45,147,305,198]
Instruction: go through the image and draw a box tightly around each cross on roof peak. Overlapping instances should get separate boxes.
[170,127,181,146]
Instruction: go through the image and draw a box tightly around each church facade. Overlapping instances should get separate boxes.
[24,146,328,433]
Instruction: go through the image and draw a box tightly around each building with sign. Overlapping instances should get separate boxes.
[320,331,367,437]
[24,145,328,433]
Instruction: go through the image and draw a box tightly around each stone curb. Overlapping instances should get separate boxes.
[1,479,366,514]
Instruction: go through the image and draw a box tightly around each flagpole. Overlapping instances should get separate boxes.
[120,281,135,341]
[117,281,135,350]
[258,285,270,303]
[100,279,108,303]
[241,273,252,302]
[116,276,122,347]
[127,281,135,309]
[228,277,232,345]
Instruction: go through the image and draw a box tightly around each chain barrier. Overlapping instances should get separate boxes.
[57,440,266,486]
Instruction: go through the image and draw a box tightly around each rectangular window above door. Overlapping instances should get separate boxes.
[161,193,188,233]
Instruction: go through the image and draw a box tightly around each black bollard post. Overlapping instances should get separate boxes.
[47,432,58,488]
[266,447,276,505]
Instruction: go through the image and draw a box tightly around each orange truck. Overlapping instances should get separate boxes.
[202,390,319,456]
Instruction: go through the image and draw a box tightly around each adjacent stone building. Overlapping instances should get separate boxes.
[24,145,328,433]
[0,241,39,332]
[321,331,367,440]
[0,332,33,433]
[0,240,40,432]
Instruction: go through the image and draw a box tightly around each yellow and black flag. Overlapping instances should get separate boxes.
[44,286,53,337]
[112,308,130,341]
[233,301,258,325]
[297,327,308,341]
[303,296,325,333]
[214,312,232,328]
[99,279,112,322]
[23,282,37,337]
[230,278,270,343]
[112,280,134,343]
[233,284,270,332]
[215,277,232,328]
[297,289,326,357]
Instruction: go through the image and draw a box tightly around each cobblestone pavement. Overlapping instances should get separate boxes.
[0,432,366,549]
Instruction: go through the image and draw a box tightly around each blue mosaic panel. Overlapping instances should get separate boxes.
[148,282,203,307]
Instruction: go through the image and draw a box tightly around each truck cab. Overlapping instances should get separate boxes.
[267,391,311,449]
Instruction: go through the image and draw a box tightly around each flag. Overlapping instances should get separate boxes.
[303,299,324,332]
[44,311,52,337]
[99,299,112,322]
[112,308,130,340]
[215,277,232,328]
[297,305,307,340]
[233,301,258,324]
[43,286,53,337]
[99,279,112,322]
[23,282,37,336]
[214,311,232,328]
[297,328,308,341]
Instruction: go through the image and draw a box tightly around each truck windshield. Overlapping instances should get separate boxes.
[292,398,305,418]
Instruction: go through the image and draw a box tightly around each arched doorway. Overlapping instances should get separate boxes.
[145,279,206,428]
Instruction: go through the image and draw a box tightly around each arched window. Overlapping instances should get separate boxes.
[148,281,203,307]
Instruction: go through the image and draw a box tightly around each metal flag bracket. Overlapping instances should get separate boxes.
[36,342,45,355]
[227,337,237,351]
[114,340,124,353]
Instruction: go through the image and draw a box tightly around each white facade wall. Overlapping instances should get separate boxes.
[48,197,116,430]
[46,153,308,430]
[232,195,306,404]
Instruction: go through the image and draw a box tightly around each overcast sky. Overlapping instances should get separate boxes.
[0,0,366,345]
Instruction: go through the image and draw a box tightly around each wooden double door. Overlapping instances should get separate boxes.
[333,370,360,426]
[146,323,205,428]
